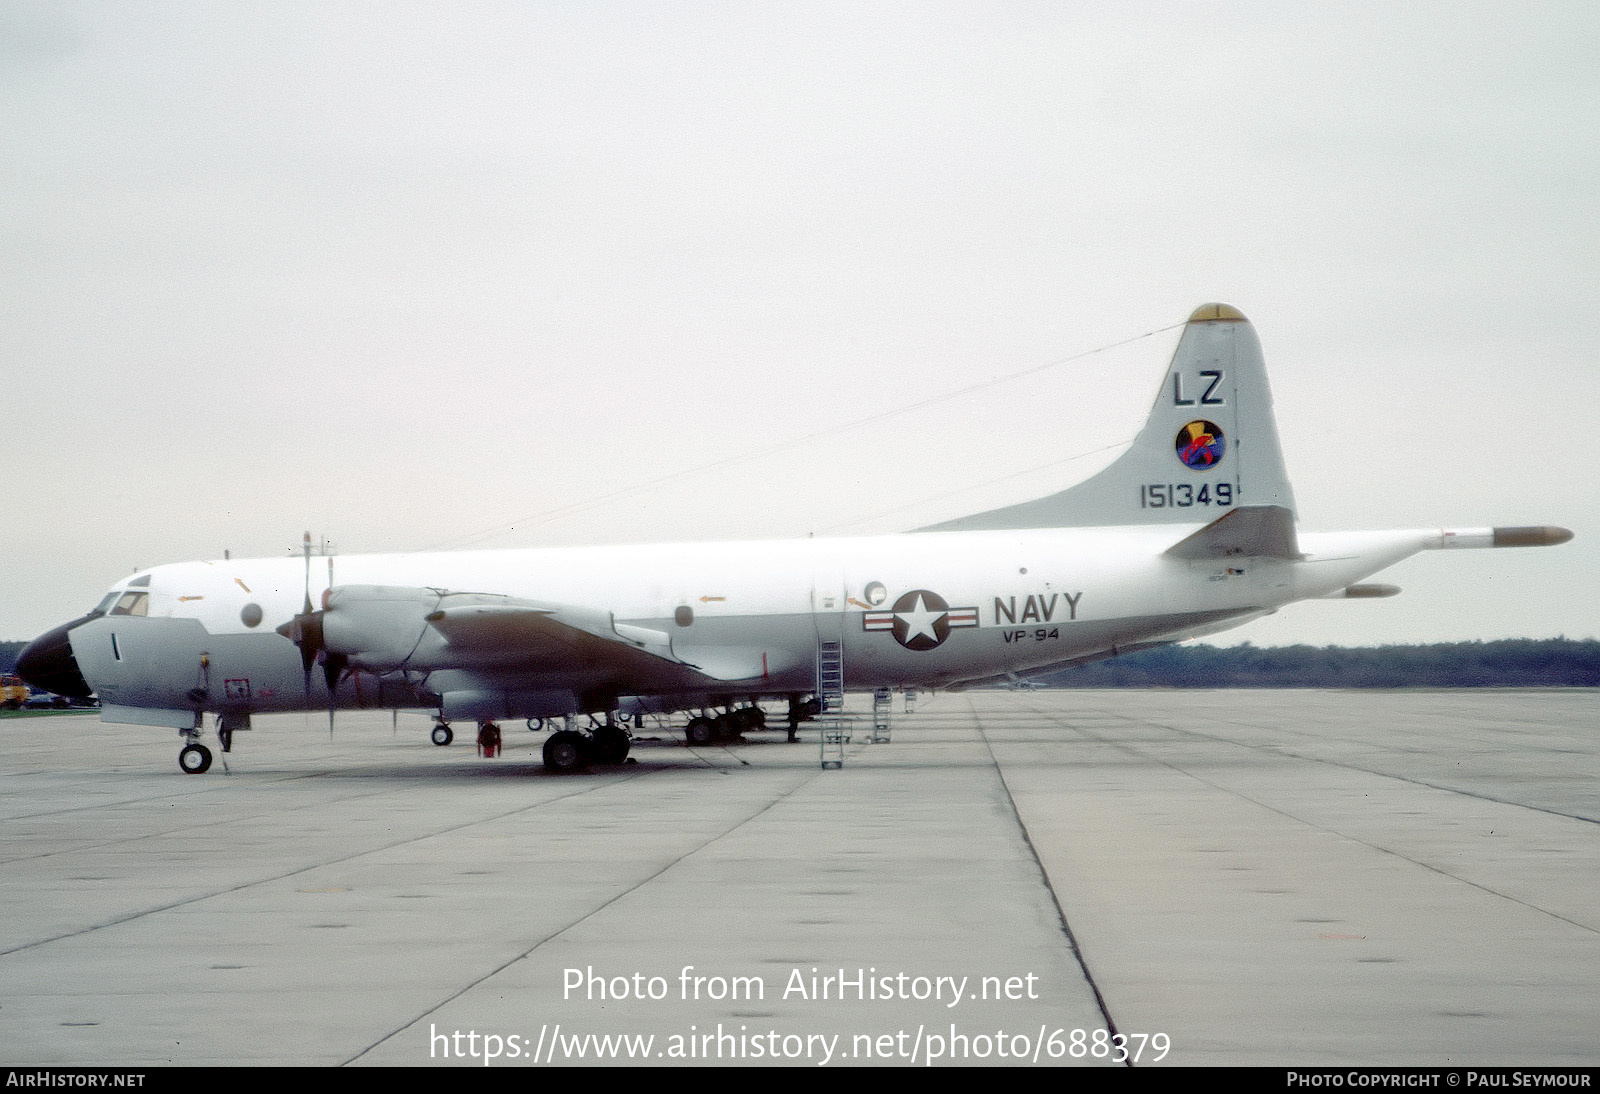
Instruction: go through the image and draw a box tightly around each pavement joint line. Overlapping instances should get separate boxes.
[966,695,1130,1066]
[1032,699,1598,825]
[0,778,463,866]
[0,767,653,958]
[341,765,827,1065]
[1018,702,1600,938]
[1069,703,1600,828]
[1150,716,1600,828]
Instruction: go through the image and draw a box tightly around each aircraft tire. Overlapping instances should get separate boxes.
[684,715,715,746]
[543,730,589,773]
[713,712,742,740]
[431,724,453,746]
[741,707,766,730]
[179,743,212,774]
[590,725,630,764]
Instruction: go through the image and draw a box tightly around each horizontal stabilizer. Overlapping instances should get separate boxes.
[1165,505,1299,560]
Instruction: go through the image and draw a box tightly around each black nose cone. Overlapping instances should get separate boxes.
[16,618,94,700]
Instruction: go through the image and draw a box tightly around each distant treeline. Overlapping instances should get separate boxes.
[0,641,26,675]
[1040,638,1600,688]
[3,637,1596,691]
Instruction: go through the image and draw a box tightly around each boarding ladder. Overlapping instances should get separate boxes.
[817,640,848,768]
[871,687,892,743]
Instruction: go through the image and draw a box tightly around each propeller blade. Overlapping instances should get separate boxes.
[275,611,324,699]
[322,650,348,695]
[323,653,352,738]
[302,531,313,615]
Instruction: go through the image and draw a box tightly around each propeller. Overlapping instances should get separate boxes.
[319,554,349,699]
[276,534,349,720]
[277,534,321,697]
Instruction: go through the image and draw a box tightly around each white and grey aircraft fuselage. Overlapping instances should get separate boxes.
[17,304,1572,772]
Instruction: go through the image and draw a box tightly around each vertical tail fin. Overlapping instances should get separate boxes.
[920,303,1296,531]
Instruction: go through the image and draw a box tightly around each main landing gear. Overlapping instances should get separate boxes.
[541,715,633,773]
[589,723,630,765]
[432,713,634,773]
[684,705,767,747]
[542,729,587,772]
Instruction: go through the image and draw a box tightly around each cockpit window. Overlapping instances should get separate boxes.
[93,592,120,615]
[109,591,149,616]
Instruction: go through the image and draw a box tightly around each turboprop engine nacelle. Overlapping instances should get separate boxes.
[318,585,444,672]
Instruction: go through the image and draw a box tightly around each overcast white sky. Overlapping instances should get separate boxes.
[3,1,1596,646]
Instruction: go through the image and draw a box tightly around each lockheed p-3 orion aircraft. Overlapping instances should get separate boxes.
[17,304,1572,773]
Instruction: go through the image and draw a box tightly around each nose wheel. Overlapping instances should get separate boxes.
[430,721,454,746]
[178,743,213,774]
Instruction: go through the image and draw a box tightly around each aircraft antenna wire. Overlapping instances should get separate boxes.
[420,320,1184,552]
[816,439,1134,534]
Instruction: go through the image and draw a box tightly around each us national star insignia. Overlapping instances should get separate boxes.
[862,589,980,651]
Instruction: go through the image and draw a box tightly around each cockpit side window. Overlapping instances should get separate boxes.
[93,592,120,615]
[109,591,149,616]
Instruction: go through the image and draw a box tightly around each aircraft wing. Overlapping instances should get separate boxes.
[428,598,784,682]
[425,599,678,670]
[294,585,773,686]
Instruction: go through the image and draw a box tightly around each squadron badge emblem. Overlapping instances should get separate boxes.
[1175,420,1225,469]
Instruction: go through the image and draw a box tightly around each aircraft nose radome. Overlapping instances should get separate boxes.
[16,619,94,699]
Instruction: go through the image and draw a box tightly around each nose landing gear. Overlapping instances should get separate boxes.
[178,742,212,774]
[178,715,242,775]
